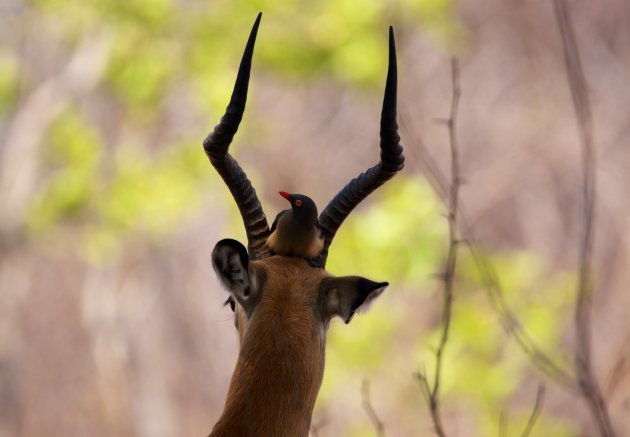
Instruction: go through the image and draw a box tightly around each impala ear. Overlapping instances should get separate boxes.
[324,277,389,324]
[212,239,253,304]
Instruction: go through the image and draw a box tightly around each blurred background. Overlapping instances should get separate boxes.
[1,0,630,435]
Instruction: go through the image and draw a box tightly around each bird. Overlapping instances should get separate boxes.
[266,192,324,261]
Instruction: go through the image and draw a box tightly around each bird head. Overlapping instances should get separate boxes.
[279,192,318,226]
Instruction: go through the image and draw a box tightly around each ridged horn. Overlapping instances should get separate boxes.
[316,26,404,267]
[203,13,271,259]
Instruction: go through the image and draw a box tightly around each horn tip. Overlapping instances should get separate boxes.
[389,27,396,51]
[252,12,262,31]
[387,27,396,65]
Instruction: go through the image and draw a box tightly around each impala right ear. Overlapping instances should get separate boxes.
[324,276,389,324]
[212,239,252,304]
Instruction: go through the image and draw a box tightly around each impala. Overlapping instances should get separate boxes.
[205,13,404,437]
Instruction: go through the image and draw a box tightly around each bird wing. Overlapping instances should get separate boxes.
[269,209,290,234]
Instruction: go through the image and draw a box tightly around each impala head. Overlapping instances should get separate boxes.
[204,13,403,436]
[213,238,388,340]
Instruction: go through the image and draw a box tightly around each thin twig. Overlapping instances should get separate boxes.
[433,54,461,426]
[414,368,445,436]
[361,379,385,437]
[417,57,462,437]
[521,384,546,437]
[552,1,615,436]
[402,88,576,392]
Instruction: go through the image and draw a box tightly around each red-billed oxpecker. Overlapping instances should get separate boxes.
[266,192,324,261]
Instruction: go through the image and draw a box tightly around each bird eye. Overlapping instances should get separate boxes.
[295,200,302,207]
[223,297,236,312]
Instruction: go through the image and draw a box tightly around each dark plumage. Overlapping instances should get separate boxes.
[266,192,324,259]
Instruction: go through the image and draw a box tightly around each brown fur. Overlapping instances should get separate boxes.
[210,257,330,437]
[210,249,388,437]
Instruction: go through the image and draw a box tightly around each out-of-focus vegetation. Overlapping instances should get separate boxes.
[2,0,630,436]
[9,0,455,257]
[321,178,577,436]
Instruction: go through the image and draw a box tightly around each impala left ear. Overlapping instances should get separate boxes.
[324,277,389,324]
[212,239,253,304]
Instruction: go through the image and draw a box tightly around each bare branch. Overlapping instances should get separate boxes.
[414,368,446,436]
[402,83,576,392]
[417,57,461,437]
[414,368,431,404]
[405,3,614,436]
[432,54,461,417]
[521,384,546,437]
[361,379,385,437]
[552,1,615,435]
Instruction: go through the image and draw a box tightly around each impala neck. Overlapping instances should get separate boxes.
[210,306,326,437]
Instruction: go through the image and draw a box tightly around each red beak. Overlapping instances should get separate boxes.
[279,191,292,201]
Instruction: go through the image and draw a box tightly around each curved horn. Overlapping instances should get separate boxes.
[317,27,404,267]
[203,13,271,259]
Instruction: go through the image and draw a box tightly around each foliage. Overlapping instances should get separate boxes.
[319,178,576,435]
[0,50,18,116]
[2,0,582,435]
[327,177,445,284]
[16,0,458,260]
